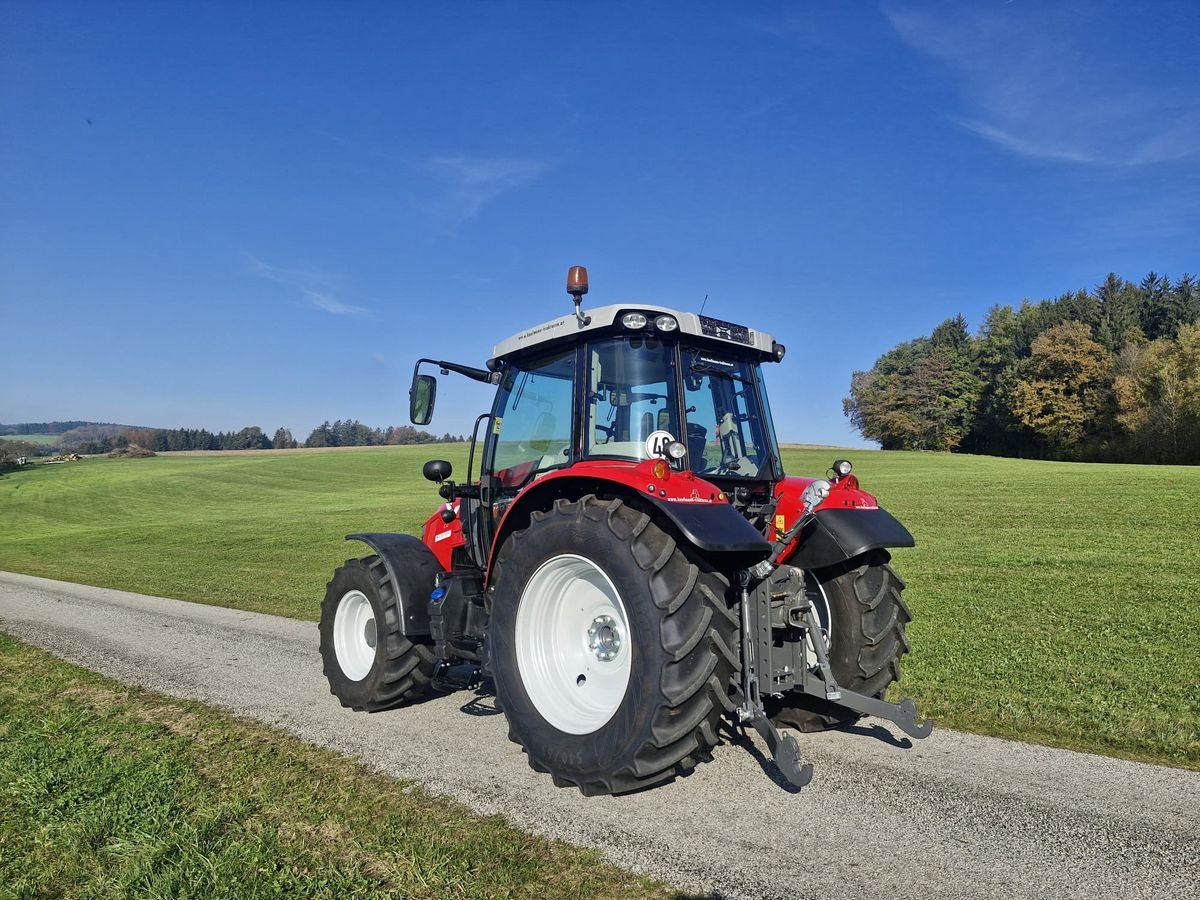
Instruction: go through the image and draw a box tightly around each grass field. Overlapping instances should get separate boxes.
[0,445,1197,769]
[0,433,60,446]
[0,634,671,899]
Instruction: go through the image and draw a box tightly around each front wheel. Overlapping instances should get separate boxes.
[319,555,435,711]
[489,496,739,795]
[768,550,912,732]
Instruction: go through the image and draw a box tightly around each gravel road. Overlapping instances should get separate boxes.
[2,570,1197,900]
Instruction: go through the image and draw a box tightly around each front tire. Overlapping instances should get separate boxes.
[319,555,435,711]
[489,496,739,795]
[769,550,912,732]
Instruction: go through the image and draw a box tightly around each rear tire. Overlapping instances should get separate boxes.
[489,496,739,795]
[769,550,911,733]
[319,555,435,711]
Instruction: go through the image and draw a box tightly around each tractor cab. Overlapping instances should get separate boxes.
[486,311,785,485]
[476,302,788,538]
[409,272,793,569]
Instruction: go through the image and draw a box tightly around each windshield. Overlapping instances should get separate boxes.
[584,335,679,461]
[582,336,779,479]
[681,347,779,479]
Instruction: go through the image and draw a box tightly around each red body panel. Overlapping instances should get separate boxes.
[420,500,463,571]
[420,465,883,574]
[770,474,879,562]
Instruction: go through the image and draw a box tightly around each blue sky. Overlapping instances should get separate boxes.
[2,1,1197,446]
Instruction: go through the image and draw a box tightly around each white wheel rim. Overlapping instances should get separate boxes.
[803,574,833,668]
[333,589,378,681]
[515,554,632,735]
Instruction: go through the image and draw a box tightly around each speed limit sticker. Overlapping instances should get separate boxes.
[644,430,676,458]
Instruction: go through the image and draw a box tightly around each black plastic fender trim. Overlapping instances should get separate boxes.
[649,498,772,563]
[788,507,915,571]
[345,532,441,636]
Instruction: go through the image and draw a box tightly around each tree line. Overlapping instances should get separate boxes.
[71,421,464,455]
[0,421,94,435]
[303,420,464,447]
[844,272,1200,464]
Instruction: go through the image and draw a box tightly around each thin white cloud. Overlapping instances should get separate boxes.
[422,155,546,233]
[302,289,368,317]
[244,253,370,317]
[885,4,1200,166]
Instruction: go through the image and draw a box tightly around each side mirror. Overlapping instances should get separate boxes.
[410,373,437,425]
[422,459,453,483]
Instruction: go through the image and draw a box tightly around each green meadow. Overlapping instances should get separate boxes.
[1,445,1197,768]
[0,634,672,899]
[0,433,60,446]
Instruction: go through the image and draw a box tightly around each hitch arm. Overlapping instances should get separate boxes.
[795,596,932,739]
[819,689,933,739]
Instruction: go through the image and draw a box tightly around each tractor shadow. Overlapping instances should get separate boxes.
[457,682,503,717]
[718,722,804,794]
[837,720,913,749]
[719,719,913,792]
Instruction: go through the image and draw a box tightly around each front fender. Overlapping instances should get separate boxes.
[346,532,441,636]
[786,508,915,570]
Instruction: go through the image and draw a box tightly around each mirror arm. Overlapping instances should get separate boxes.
[412,358,498,385]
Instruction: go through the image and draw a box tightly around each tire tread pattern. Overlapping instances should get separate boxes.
[493,495,739,795]
[319,555,434,712]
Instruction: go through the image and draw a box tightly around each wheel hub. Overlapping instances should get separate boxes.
[587,615,622,661]
[515,554,633,735]
[333,589,378,682]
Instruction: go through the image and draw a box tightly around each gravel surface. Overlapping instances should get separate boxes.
[2,570,1198,900]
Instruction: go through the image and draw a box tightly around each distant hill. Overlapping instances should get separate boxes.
[0,422,145,447]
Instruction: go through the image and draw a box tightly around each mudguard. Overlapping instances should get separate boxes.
[650,497,771,563]
[787,508,915,570]
[485,472,771,578]
[346,532,441,636]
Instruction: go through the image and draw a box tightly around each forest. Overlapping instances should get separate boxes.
[64,421,464,455]
[844,273,1200,464]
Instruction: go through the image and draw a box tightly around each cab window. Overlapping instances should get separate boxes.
[490,348,574,489]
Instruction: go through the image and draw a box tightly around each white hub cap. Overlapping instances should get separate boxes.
[516,554,632,735]
[333,589,378,681]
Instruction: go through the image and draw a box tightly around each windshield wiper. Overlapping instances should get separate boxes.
[689,361,749,383]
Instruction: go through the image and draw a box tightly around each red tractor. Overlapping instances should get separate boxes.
[319,267,930,794]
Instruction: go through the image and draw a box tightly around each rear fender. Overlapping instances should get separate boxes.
[346,532,442,636]
[485,463,770,582]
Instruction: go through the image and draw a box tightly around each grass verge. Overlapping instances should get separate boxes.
[0,634,674,899]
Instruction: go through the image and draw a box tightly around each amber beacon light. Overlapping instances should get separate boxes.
[567,265,589,298]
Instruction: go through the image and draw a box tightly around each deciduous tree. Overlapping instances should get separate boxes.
[1010,322,1114,453]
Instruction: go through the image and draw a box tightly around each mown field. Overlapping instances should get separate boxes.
[0,433,59,446]
[1,445,1197,770]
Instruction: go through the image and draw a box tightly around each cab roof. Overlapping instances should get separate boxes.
[489,303,780,367]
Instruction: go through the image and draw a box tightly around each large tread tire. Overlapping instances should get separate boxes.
[489,495,739,796]
[769,550,911,733]
[319,555,435,712]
